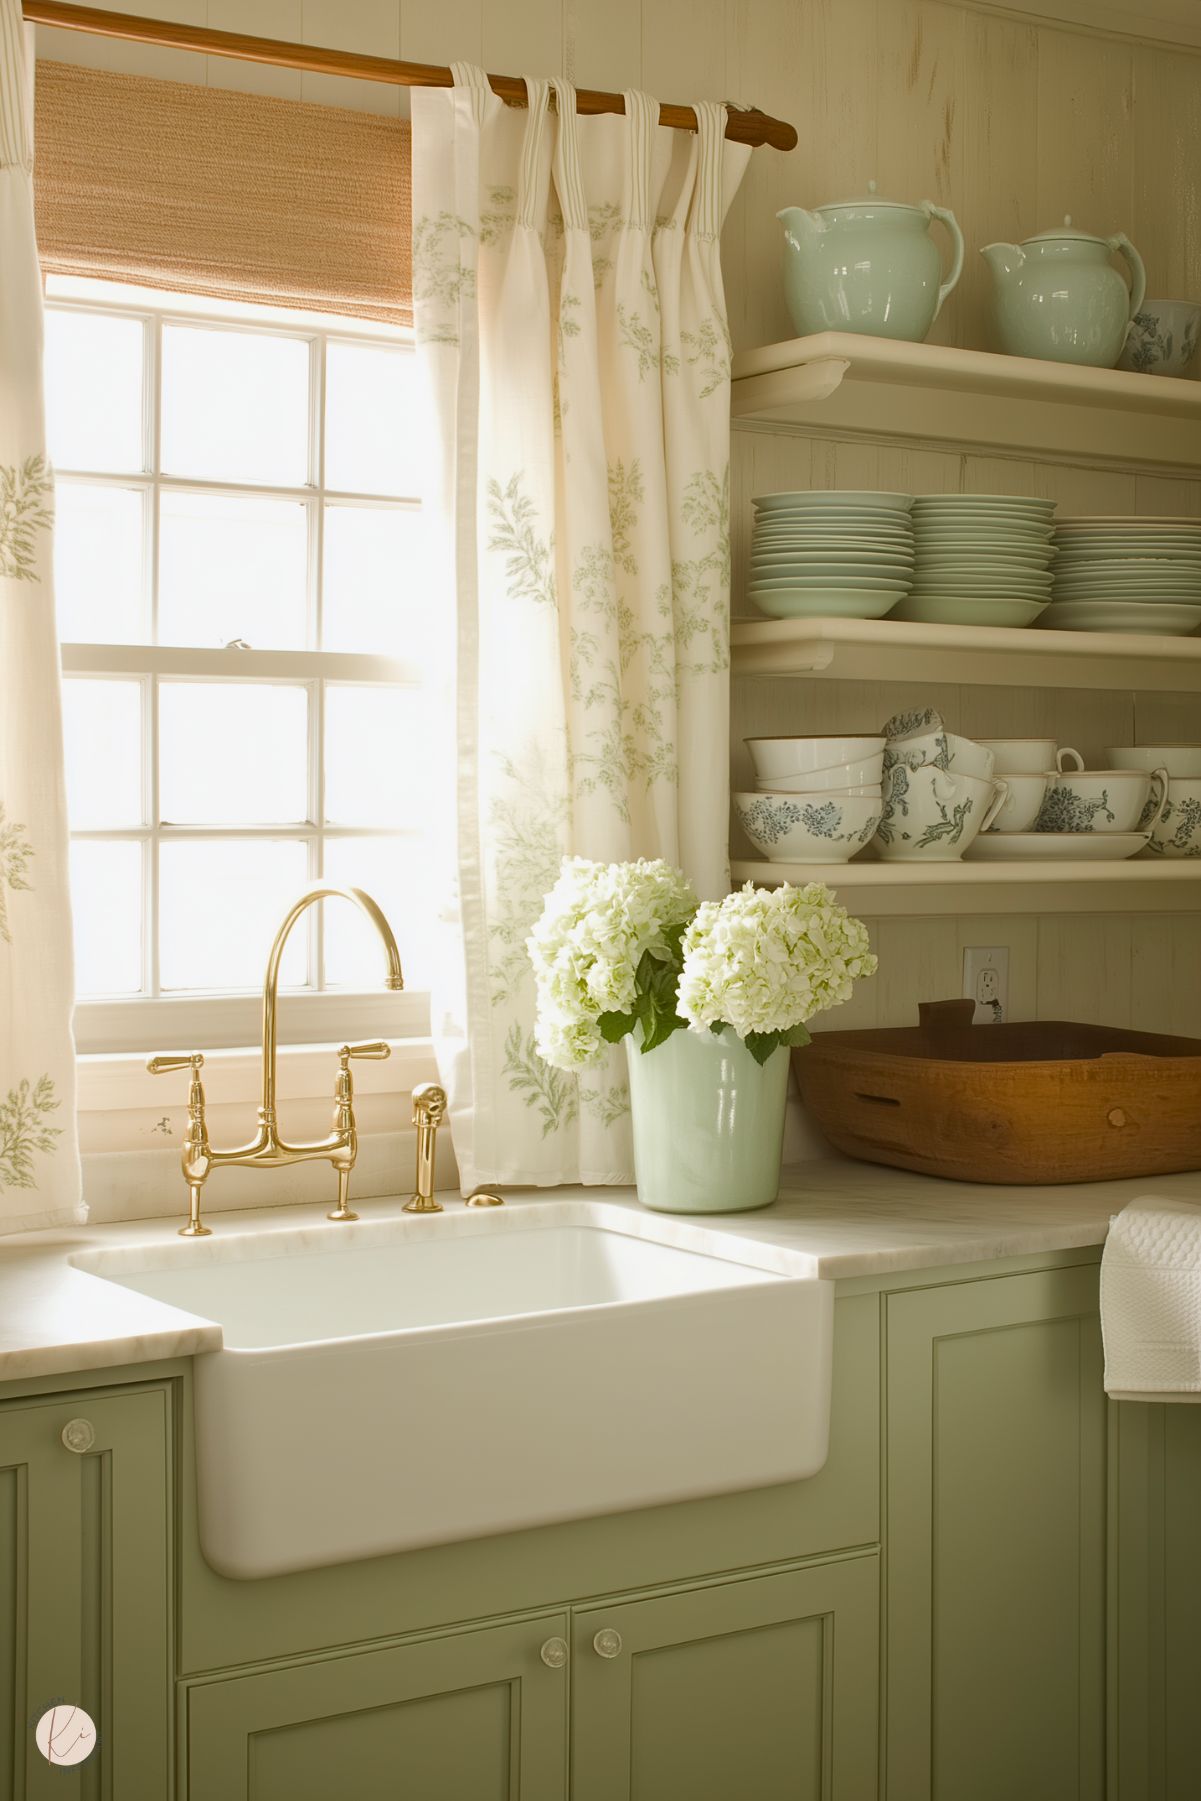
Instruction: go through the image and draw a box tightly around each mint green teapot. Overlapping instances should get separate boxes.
[778,181,965,343]
[982,217,1146,367]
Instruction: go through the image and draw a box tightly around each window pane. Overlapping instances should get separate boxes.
[55,484,146,644]
[160,683,309,825]
[323,836,433,990]
[161,325,310,486]
[322,505,423,656]
[159,491,309,650]
[324,685,422,827]
[63,679,143,829]
[45,310,145,474]
[159,838,308,991]
[324,341,423,496]
[70,840,142,995]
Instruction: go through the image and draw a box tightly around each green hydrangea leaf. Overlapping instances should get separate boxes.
[598,1009,637,1044]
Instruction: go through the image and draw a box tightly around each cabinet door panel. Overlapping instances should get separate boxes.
[886,1266,1105,1801]
[572,1557,878,1801]
[185,1614,569,1801]
[0,1386,172,1801]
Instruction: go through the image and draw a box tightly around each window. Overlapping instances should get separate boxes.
[47,278,433,1054]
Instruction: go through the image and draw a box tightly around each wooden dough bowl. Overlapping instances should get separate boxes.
[792,999,1201,1185]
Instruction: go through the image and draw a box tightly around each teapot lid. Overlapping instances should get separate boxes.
[815,178,923,214]
[1022,214,1112,245]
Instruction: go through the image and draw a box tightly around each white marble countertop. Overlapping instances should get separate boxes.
[3,1156,1200,1385]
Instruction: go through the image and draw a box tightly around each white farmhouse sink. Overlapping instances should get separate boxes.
[73,1201,832,1579]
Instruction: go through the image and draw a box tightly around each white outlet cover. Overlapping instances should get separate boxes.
[963,945,1009,1025]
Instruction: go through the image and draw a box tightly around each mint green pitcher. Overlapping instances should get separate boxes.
[778,181,965,343]
[981,217,1147,367]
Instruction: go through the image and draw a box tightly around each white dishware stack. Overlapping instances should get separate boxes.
[737,735,886,863]
[1047,515,1201,636]
[748,490,915,621]
[892,493,1057,628]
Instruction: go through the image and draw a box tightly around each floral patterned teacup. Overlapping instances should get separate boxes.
[874,765,1008,862]
[883,729,995,782]
[1034,767,1168,834]
[1117,301,1201,377]
[734,791,883,864]
[1144,779,1201,858]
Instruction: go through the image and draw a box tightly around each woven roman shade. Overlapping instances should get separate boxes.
[33,59,412,324]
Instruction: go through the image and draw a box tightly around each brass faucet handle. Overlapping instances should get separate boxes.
[147,1054,212,1239]
[340,1041,391,1063]
[147,1052,205,1076]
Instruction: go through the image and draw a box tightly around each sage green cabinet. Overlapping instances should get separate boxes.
[183,1612,570,1801]
[0,1384,172,1801]
[571,1556,880,1801]
[885,1265,1106,1801]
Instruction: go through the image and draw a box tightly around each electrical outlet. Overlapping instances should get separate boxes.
[963,945,1009,1024]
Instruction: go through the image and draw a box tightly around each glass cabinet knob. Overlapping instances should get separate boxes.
[540,1636,568,1669]
[61,1418,95,1454]
[593,1628,623,1659]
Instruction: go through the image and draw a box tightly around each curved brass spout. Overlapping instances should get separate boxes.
[149,884,405,1234]
[260,884,404,1126]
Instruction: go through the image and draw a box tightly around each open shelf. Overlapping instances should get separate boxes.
[730,615,1201,692]
[730,856,1201,917]
[731,331,1201,472]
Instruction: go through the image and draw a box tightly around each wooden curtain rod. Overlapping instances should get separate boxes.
[22,1,799,150]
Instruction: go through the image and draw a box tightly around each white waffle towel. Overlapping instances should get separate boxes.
[1102,1194,1201,1402]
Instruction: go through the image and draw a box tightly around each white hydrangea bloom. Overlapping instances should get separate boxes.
[526,857,698,1070]
[676,881,877,1041]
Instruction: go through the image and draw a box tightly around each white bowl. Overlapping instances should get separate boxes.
[1106,744,1201,778]
[745,735,886,780]
[752,755,884,792]
[756,781,883,799]
[734,791,883,862]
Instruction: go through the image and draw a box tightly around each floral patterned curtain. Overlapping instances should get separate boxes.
[412,71,748,1189]
[0,1,83,1231]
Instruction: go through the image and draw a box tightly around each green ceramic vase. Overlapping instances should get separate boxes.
[624,1024,790,1215]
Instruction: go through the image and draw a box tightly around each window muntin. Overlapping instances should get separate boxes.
[48,278,430,1050]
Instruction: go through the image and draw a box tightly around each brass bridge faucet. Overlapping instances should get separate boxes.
[149,884,404,1237]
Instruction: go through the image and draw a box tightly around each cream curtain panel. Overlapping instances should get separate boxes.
[0,4,82,1231]
[413,70,749,1189]
[34,60,413,324]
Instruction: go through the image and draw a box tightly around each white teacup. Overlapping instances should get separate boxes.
[884,729,996,782]
[984,771,1052,833]
[977,738,1068,775]
[1106,745,1201,779]
[1035,766,1169,834]
[1145,778,1201,858]
[875,765,1008,862]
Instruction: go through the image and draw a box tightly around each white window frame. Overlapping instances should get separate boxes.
[50,279,431,1058]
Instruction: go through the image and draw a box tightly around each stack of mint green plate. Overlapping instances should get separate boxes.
[894,493,1057,627]
[1045,516,1201,635]
[749,490,915,620]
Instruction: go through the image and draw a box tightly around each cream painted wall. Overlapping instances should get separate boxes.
[38,0,1201,1043]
